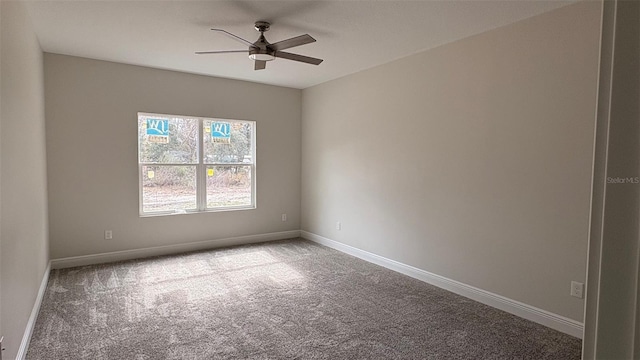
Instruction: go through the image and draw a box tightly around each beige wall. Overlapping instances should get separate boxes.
[0,0,3,353]
[0,1,50,359]
[0,0,3,352]
[301,1,601,322]
[44,54,301,260]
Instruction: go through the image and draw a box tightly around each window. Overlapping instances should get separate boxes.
[138,112,255,215]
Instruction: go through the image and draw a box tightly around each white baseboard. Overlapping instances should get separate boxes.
[301,230,584,339]
[51,230,301,269]
[16,261,51,360]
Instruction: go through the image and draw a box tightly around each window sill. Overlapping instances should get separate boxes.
[139,205,256,218]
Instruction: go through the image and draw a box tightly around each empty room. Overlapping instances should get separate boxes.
[1,0,638,359]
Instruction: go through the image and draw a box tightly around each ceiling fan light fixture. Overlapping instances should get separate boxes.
[249,53,275,61]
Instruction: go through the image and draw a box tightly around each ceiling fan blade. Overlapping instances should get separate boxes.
[274,51,323,65]
[270,34,316,51]
[195,50,249,55]
[254,60,266,70]
[211,28,257,48]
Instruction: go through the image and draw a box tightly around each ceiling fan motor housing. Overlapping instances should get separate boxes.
[249,31,275,61]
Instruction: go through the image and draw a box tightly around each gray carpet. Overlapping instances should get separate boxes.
[27,238,581,359]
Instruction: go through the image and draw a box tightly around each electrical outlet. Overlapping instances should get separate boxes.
[281,213,287,222]
[104,230,113,240]
[570,281,584,299]
[336,222,341,231]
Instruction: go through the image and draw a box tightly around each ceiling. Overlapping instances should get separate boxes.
[26,0,575,89]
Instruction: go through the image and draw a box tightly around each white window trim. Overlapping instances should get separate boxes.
[138,112,256,216]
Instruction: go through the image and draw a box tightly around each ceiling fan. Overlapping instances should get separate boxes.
[196,21,323,70]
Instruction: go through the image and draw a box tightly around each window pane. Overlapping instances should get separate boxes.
[142,165,196,213]
[206,166,252,208]
[138,114,198,164]
[203,120,253,164]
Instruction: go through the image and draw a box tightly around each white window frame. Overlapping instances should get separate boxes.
[138,112,256,216]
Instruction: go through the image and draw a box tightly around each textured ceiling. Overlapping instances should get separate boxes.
[26,0,575,89]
